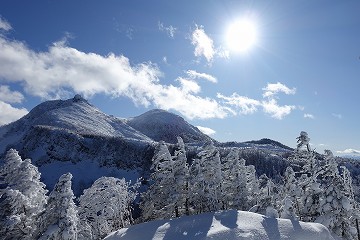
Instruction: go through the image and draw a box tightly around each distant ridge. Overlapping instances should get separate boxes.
[245,138,293,151]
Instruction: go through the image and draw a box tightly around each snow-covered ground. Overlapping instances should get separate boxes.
[105,210,335,240]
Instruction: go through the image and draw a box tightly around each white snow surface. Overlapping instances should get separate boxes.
[105,210,335,240]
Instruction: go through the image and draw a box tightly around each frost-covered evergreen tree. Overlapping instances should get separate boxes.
[297,171,323,222]
[251,174,278,217]
[0,149,48,239]
[221,149,248,210]
[172,137,190,217]
[141,141,175,221]
[279,166,300,217]
[39,173,79,240]
[189,141,222,213]
[245,165,259,209]
[316,150,357,239]
[78,177,139,239]
[280,196,297,219]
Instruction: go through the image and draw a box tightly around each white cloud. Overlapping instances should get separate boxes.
[0,85,24,103]
[217,93,260,115]
[197,126,216,136]
[332,113,343,119]
[218,82,296,119]
[262,82,296,98]
[177,77,201,94]
[0,17,12,31]
[304,113,315,119]
[336,149,360,155]
[0,35,230,120]
[0,101,28,125]
[191,25,215,62]
[158,21,176,38]
[186,70,217,83]
[262,99,295,119]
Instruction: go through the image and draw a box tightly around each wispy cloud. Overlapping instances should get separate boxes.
[304,113,315,119]
[186,70,217,83]
[197,126,216,136]
[0,34,230,120]
[332,113,343,119]
[126,27,134,40]
[263,82,296,98]
[0,101,28,125]
[218,82,296,119]
[0,85,24,103]
[336,149,360,155]
[191,25,215,63]
[162,56,168,64]
[217,93,260,115]
[158,21,176,38]
[0,16,12,31]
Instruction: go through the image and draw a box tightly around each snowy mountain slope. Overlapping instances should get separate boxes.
[105,210,335,240]
[0,96,157,195]
[0,95,152,151]
[127,109,214,144]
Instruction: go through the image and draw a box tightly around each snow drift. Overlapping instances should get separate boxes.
[105,210,334,240]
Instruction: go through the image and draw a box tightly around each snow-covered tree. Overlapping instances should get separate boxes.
[189,141,222,214]
[279,166,301,217]
[172,137,190,217]
[296,131,311,152]
[221,149,248,210]
[141,141,175,220]
[78,177,139,239]
[0,149,48,239]
[280,196,297,219]
[316,151,357,239]
[39,173,79,240]
[245,165,259,209]
[251,174,278,217]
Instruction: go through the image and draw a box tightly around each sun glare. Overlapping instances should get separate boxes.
[226,19,258,53]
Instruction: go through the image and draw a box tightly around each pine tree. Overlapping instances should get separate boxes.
[316,151,357,239]
[39,173,79,240]
[279,166,301,217]
[171,137,190,217]
[252,174,278,217]
[189,141,222,213]
[221,149,248,210]
[245,165,259,209]
[78,177,139,239]
[141,141,175,221]
[0,149,48,239]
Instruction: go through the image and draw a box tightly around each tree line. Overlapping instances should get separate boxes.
[0,131,359,239]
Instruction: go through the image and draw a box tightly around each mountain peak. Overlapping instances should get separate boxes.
[72,94,86,103]
[128,109,213,144]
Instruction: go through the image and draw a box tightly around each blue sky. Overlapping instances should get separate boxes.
[0,0,359,155]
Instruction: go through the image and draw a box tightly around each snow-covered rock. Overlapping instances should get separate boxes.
[105,210,335,240]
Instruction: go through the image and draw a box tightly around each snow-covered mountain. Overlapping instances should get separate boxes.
[105,210,335,240]
[0,96,157,194]
[127,109,213,144]
[0,96,296,194]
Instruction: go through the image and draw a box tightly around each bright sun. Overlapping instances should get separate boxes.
[226,19,258,53]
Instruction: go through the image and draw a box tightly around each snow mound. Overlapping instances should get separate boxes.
[105,210,334,240]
